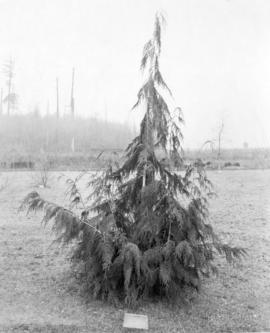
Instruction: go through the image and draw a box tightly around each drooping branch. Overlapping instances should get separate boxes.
[20,13,246,306]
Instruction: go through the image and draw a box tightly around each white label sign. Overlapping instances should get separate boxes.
[123,313,149,330]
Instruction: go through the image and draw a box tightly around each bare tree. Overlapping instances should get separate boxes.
[70,67,75,118]
[2,58,18,115]
[217,121,224,159]
[56,77,59,119]
[70,68,75,152]
[199,120,225,166]
[200,139,215,152]
[45,100,50,149]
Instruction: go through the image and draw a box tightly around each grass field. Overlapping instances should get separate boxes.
[0,170,269,332]
[1,147,270,172]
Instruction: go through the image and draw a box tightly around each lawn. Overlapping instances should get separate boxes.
[0,170,269,332]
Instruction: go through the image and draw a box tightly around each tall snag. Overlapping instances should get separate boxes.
[21,14,246,305]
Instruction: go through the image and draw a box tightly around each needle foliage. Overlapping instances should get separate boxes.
[21,14,246,305]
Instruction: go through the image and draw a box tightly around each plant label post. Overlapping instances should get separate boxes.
[123,313,149,330]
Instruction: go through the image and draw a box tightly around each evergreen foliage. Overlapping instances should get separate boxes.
[21,14,246,305]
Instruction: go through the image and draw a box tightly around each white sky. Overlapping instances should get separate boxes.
[0,0,269,148]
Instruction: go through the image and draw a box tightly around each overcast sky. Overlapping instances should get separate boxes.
[0,0,269,148]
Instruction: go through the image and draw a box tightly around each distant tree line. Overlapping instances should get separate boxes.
[0,113,134,156]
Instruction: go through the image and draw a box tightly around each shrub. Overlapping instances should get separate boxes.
[32,154,51,188]
[20,14,246,306]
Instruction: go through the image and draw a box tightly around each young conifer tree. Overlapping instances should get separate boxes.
[21,13,245,305]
